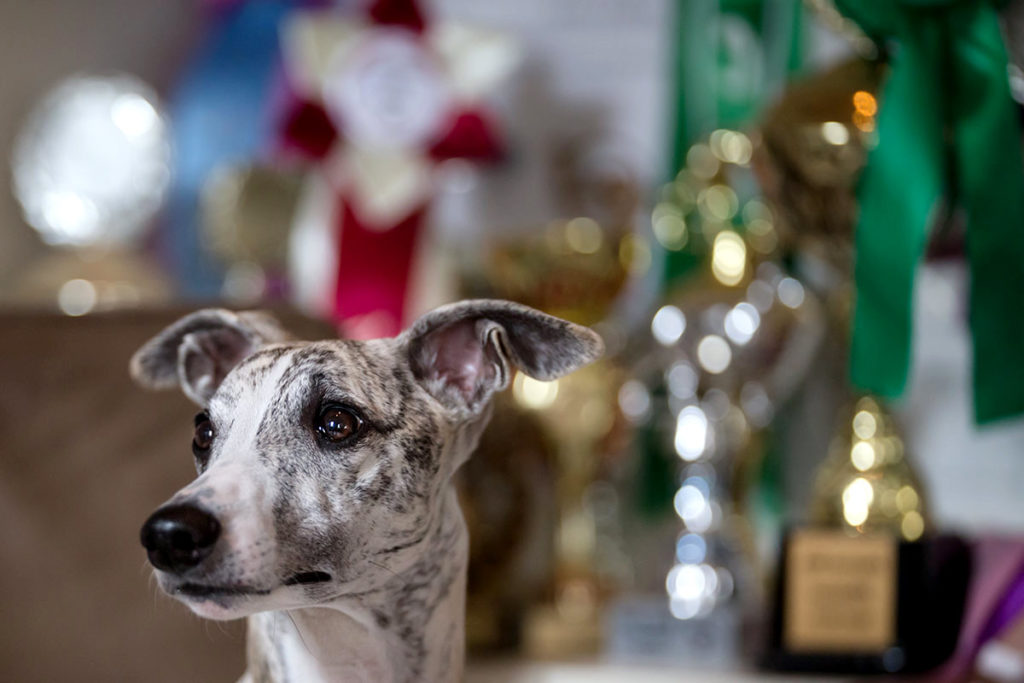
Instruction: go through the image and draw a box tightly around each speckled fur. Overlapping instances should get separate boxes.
[130,300,602,683]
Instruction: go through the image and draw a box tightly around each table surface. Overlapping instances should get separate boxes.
[464,661,850,682]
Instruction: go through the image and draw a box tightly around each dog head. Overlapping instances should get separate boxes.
[131,300,602,620]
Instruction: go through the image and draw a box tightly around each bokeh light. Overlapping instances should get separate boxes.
[12,74,171,247]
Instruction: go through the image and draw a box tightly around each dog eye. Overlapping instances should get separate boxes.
[193,412,215,458]
[315,404,363,444]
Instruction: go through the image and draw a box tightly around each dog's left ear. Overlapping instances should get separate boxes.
[403,299,603,414]
[130,309,291,405]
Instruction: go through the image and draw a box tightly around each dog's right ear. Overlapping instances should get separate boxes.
[130,309,290,405]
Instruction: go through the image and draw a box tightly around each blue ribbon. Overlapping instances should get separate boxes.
[162,1,299,298]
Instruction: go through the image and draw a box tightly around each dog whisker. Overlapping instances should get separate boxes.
[286,611,317,661]
[367,559,398,578]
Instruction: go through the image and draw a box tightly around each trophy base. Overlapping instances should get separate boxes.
[604,596,743,667]
[763,528,970,674]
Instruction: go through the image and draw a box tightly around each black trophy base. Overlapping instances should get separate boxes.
[761,529,971,675]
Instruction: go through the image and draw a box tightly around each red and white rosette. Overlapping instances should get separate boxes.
[278,0,519,338]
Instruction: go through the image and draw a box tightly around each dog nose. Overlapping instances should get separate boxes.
[140,503,221,574]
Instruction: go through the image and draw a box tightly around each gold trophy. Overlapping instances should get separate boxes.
[768,397,967,674]
[780,398,926,658]
[458,138,640,657]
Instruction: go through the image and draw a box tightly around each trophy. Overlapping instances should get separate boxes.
[9,74,173,312]
[766,397,969,673]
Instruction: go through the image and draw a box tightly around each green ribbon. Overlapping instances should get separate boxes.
[835,0,1024,423]
[665,0,804,287]
[668,0,805,176]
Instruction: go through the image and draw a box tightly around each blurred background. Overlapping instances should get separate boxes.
[3,0,1024,681]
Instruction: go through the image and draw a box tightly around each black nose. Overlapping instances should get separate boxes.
[140,503,221,574]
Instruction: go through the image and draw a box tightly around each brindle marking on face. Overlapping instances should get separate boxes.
[201,339,451,599]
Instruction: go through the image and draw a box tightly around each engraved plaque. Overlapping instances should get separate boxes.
[783,529,897,653]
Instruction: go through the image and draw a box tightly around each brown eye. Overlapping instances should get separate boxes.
[315,404,363,444]
[193,413,215,458]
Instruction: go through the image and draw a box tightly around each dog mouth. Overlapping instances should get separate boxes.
[170,571,331,601]
[283,571,332,586]
[174,582,269,599]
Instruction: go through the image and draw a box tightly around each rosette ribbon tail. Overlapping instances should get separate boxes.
[837,0,1024,423]
[333,197,427,339]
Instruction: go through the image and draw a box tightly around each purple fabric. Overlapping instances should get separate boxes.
[933,537,1024,681]
[979,564,1024,643]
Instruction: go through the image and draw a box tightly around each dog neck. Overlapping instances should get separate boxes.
[244,487,468,683]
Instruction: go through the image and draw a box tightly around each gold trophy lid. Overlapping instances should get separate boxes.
[810,396,928,541]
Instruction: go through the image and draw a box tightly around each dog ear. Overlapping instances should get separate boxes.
[130,309,291,405]
[403,299,603,414]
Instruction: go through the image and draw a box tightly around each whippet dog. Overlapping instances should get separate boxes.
[131,300,602,683]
